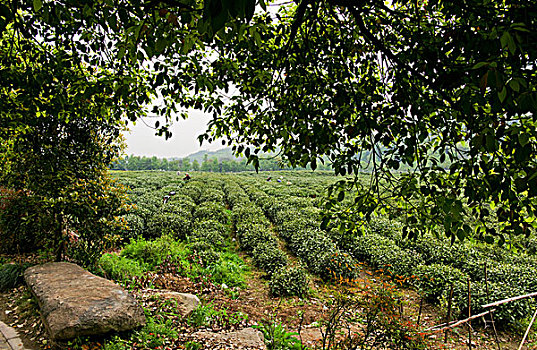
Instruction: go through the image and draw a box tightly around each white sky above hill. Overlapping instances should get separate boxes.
[123,109,223,158]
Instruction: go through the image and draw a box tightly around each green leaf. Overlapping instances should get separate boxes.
[155,37,167,53]
[337,190,345,202]
[485,133,498,152]
[472,62,489,69]
[518,133,530,147]
[33,0,43,12]
[509,79,520,92]
[500,31,516,55]
[498,86,507,103]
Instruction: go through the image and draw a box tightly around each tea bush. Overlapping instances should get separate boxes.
[193,202,229,224]
[445,280,533,327]
[269,266,309,297]
[413,264,468,302]
[118,213,144,239]
[198,188,225,206]
[236,222,278,253]
[145,212,192,239]
[252,242,288,274]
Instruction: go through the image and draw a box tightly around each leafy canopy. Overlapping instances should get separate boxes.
[2,0,537,244]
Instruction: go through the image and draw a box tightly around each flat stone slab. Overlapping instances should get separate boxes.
[24,262,145,340]
[194,328,266,349]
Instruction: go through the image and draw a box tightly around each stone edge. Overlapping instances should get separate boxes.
[0,321,28,350]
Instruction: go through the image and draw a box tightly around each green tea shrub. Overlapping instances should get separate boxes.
[193,219,227,236]
[161,203,194,218]
[193,202,229,224]
[269,267,309,297]
[207,253,247,287]
[198,188,225,205]
[413,264,468,302]
[487,262,537,293]
[178,186,202,203]
[190,230,226,248]
[232,205,269,225]
[252,242,288,274]
[324,251,359,282]
[236,223,278,253]
[445,280,532,327]
[188,243,220,267]
[145,212,191,239]
[168,195,196,212]
[367,217,402,240]
[368,247,423,277]
[278,218,319,241]
[351,233,396,261]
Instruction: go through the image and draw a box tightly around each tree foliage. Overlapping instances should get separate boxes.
[2,0,537,244]
[0,16,129,263]
[198,1,537,243]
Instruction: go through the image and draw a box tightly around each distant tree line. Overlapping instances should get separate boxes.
[111,154,332,172]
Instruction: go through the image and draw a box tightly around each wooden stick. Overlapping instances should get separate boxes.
[482,291,537,309]
[445,283,454,343]
[484,262,501,350]
[424,309,496,333]
[517,306,537,350]
[417,297,423,326]
[468,278,472,350]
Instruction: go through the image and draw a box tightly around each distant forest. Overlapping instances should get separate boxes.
[110,154,333,172]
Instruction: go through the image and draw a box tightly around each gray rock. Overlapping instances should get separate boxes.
[194,328,266,349]
[143,290,199,317]
[24,262,145,340]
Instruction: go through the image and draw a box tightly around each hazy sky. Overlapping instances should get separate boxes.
[123,109,224,158]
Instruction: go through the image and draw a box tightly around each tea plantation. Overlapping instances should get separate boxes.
[2,170,536,349]
[110,171,537,328]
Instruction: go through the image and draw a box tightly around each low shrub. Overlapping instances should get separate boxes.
[188,245,220,267]
[193,202,229,224]
[145,212,191,239]
[119,213,145,239]
[444,280,533,327]
[252,242,288,274]
[236,223,278,253]
[269,267,309,297]
[413,264,468,302]
[198,188,225,206]
[207,253,248,288]
[368,247,423,278]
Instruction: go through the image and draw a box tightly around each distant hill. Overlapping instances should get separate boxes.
[181,148,243,163]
